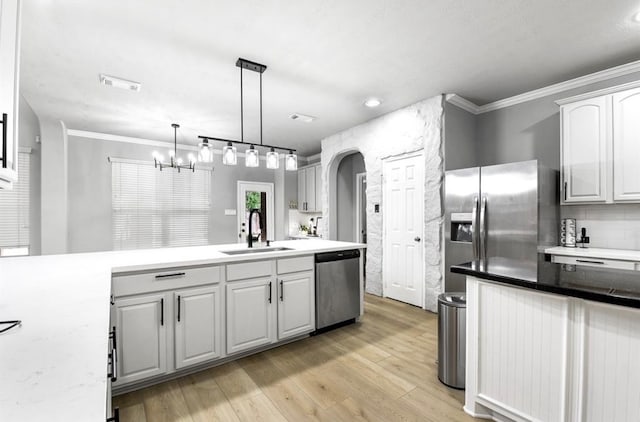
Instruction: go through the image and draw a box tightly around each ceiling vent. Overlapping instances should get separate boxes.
[289,113,316,123]
[99,74,141,92]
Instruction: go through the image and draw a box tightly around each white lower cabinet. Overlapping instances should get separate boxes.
[277,271,315,340]
[113,293,168,386]
[174,285,221,369]
[226,277,275,354]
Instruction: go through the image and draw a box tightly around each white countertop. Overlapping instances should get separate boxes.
[545,246,640,262]
[0,239,365,421]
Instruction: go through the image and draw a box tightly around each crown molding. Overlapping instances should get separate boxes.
[445,94,481,114]
[446,59,640,115]
[67,129,309,161]
[555,78,640,105]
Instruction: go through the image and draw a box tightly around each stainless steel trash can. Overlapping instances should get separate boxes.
[437,292,466,389]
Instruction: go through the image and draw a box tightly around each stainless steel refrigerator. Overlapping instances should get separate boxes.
[444,160,558,292]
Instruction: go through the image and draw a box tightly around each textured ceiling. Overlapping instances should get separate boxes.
[20,0,640,155]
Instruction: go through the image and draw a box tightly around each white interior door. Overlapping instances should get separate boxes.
[382,152,424,307]
[237,181,275,243]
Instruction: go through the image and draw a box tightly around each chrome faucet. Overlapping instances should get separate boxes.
[247,208,262,248]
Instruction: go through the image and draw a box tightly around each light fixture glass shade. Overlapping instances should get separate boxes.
[245,146,259,167]
[198,140,215,163]
[285,151,297,171]
[266,148,279,169]
[222,142,237,165]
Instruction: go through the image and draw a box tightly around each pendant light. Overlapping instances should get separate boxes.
[245,145,259,167]
[198,139,214,163]
[285,150,298,171]
[266,147,279,169]
[222,142,237,165]
[153,123,195,172]
[198,58,298,171]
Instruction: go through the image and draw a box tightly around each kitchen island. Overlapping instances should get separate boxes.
[0,239,365,421]
[452,257,640,422]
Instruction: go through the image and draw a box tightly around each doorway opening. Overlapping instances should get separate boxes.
[237,181,274,244]
[335,152,366,242]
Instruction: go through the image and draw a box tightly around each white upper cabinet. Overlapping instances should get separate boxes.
[613,87,640,201]
[298,163,322,212]
[0,0,21,189]
[560,96,609,203]
[174,285,221,370]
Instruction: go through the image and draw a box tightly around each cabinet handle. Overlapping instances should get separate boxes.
[268,282,272,303]
[1,113,6,169]
[564,181,567,201]
[280,280,284,301]
[108,326,117,382]
[177,295,181,322]
[107,407,120,422]
[154,272,186,279]
[160,298,164,326]
[109,326,117,351]
[576,259,605,265]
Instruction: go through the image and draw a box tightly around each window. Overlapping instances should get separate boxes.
[111,158,211,250]
[0,152,30,256]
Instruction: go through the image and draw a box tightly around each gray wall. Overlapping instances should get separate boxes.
[336,152,365,242]
[476,71,640,170]
[18,96,42,255]
[67,136,278,253]
[444,101,477,170]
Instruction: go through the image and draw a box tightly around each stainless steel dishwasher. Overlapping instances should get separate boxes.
[315,249,361,331]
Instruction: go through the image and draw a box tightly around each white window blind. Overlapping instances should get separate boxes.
[111,159,211,250]
[0,152,30,251]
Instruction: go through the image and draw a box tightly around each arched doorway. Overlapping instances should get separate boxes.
[334,152,366,242]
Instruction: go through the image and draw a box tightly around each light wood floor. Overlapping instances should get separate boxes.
[113,294,477,422]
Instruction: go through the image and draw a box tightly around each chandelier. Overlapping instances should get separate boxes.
[198,58,298,171]
[152,123,195,172]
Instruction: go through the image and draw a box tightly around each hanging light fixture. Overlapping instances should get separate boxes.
[266,147,279,169]
[153,123,195,172]
[222,142,237,165]
[198,58,297,171]
[198,139,214,163]
[285,150,298,171]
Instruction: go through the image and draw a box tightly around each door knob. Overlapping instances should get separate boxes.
[414,237,421,242]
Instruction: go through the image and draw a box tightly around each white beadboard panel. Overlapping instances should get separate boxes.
[582,302,640,422]
[477,282,569,422]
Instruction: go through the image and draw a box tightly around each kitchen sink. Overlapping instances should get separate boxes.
[220,247,294,255]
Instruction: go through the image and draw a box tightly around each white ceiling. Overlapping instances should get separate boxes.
[20,0,640,155]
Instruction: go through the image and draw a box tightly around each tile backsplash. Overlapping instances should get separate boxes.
[288,210,323,236]
[561,204,640,250]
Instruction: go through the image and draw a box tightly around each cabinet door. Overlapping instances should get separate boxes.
[113,293,168,386]
[226,278,275,354]
[0,0,21,186]
[305,167,316,212]
[314,165,322,213]
[613,87,640,202]
[561,97,609,203]
[297,168,306,211]
[277,271,315,340]
[174,285,221,369]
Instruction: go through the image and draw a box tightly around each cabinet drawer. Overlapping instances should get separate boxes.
[551,255,637,271]
[227,260,274,281]
[112,266,221,296]
[277,256,314,274]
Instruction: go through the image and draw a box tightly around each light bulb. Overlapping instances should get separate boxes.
[188,153,196,164]
[245,145,259,168]
[168,150,176,158]
[285,151,297,171]
[152,151,160,160]
[176,157,183,165]
[222,142,237,165]
[266,148,279,169]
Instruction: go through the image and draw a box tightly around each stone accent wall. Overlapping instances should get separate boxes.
[320,95,445,312]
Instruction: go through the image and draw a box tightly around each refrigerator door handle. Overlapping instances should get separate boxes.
[479,196,487,260]
[471,196,479,260]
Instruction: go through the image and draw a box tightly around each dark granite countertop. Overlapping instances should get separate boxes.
[451,256,640,309]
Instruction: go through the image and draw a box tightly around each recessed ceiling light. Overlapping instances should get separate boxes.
[364,98,382,108]
[634,11,640,22]
[289,113,316,123]
[99,74,141,92]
